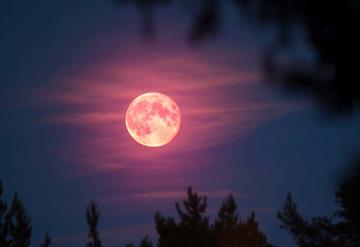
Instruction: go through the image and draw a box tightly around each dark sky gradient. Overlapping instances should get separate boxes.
[1,1,360,247]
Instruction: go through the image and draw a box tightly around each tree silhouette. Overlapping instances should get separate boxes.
[6,193,32,247]
[0,181,8,246]
[40,233,51,247]
[139,235,153,247]
[122,187,272,247]
[155,187,212,247]
[112,0,171,41]
[278,162,360,247]
[214,194,273,247]
[125,235,153,247]
[0,181,51,247]
[214,194,238,233]
[86,200,103,247]
[152,187,273,247]
[113,0,360,114]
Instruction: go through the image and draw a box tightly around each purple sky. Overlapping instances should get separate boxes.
[1,1,360,246]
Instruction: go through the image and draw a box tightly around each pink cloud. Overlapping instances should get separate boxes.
[131,189,242,200]
[29,44,299,178]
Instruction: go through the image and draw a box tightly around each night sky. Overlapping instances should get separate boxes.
[1,1,360,246]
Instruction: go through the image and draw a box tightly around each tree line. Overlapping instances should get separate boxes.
[0,162,359,247]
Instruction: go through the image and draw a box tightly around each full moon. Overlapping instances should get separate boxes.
[125,92,181,147]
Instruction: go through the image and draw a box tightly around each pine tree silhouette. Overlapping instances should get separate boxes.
[6,193,32,247]
[86,200,103,247]
[214,194,273,247]
[155,186,212,247]
[0,181,8,246]
[0,181,50,247]
[40,232,51,247]
[278,163,360,247]
[214,194,238,232]
[153,187,273,247]
[139,235,153,247]
[236,212,273,247]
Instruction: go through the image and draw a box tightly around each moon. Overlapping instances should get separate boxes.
[125,92,181,147]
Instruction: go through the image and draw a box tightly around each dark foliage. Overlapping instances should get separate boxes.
[243,0,360,114]
[1,182,271,246]
[278,162,360,247]
[0,181,50,247]
[155,187,212,247]
[123,187,272,247]
[86,200,103,247]
[40,233,51,247]
[125,236,153,247]
[0,181,8,246]
[139,235,153,247]
[7,193,32,247]
[153,186,272,247]
[214,194,272,247]
[113,0,360,114]
[0,183,32,247]
[113,0,171,40]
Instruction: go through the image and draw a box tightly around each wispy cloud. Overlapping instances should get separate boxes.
[131,189,241,200]
[30,46,297,178]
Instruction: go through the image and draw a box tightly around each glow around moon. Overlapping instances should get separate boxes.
[125,92,181,147]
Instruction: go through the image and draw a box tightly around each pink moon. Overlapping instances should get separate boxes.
[125,92,181,147]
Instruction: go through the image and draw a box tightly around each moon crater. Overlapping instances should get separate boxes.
[125,92,181,147]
